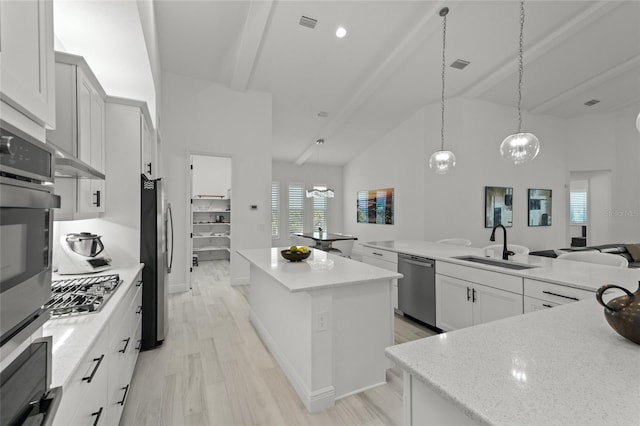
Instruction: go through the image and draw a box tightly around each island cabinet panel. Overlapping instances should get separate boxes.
[524,278,593,305]
[362,247,398,311]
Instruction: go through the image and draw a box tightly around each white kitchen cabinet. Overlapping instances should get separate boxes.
[47,54,107,219]
[0,0,55,128]
[362,247,399,312]
[523,296,558,313]
[141,114,157,178]
[436,262,524,332]
[192,197,231,262]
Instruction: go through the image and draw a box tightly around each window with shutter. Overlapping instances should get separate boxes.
[288,183,304,234]
[271,182,280,239]
[570,180,588,225]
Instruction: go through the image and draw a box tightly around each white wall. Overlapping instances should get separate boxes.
[272,161,344,247]
[162,72,272,291]
[566,102,640,243]
[344,98,570,253]
[343,107,426,256]
[192,155,231,198]
[136,0,162,127]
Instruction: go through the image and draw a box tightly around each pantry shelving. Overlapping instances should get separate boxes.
[191,196,230,261]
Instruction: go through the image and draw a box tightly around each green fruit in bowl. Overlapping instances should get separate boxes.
[289,245,299,253]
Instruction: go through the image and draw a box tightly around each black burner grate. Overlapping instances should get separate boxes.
[46,274,121,317]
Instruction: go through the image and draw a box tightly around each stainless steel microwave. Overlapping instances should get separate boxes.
[0,121,60,359]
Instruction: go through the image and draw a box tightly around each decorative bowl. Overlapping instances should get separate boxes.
[281,249,311,262]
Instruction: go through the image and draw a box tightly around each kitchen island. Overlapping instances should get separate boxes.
[386,298,640,425]
[238,247,402,412]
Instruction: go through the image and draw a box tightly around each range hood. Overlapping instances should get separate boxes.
[52,146,105,179]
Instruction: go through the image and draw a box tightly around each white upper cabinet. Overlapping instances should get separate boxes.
[48,54,107,219]
[140,113,156,179]
[0,0,55,127]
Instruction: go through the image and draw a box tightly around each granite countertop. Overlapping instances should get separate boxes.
[362,240,640,293]
[43,264,143,388]
[238,247,402,292]
[385,298,640,426]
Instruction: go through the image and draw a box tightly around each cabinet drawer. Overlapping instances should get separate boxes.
[110,274,143,335]
[524,279,593,305]
[362,246,398,263]
[523,295,558,314]
[438,261,523,295]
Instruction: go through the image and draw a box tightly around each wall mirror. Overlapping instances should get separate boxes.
[485,186,513,228]
[528,189,552,226]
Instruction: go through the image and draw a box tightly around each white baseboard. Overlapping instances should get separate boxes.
[335,380,386,400]
[249,308,335,413]
[231,276,250,286]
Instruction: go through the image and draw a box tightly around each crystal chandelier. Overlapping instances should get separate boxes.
[306,139,335,198]
[500,0,540,165]
[428,7,456,175]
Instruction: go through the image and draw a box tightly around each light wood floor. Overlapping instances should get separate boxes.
[121,260,437,426]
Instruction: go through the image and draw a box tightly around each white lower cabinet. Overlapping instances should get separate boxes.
[523,295,558,313]
[362,247,399,311]
[53,273,142,426]
[436,265,523,332]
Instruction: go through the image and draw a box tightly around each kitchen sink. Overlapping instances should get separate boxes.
[451,256,538,270]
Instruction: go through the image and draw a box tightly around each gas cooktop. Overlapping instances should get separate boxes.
[45,274,122,317]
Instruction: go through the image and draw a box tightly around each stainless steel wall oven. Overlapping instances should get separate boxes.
[0,121,60,358]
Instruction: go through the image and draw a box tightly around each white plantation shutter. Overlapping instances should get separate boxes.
[313,186,328,231]
[271,182,279,239]
[570,180,588,225]
[288,183,304,234]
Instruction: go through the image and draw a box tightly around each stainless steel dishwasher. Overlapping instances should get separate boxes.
[397,253,436,328]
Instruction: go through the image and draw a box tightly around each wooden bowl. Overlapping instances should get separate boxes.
[281,249,311,262]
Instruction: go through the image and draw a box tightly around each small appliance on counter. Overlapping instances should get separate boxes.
[56,232,112,275]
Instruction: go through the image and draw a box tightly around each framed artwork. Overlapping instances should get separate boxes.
[357,188,394,224]
[528,189,552,226]
[485,186,513,228]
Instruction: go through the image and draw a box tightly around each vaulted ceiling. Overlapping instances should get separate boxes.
[155,0,640,165]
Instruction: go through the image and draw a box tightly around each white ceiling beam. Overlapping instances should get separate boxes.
[230,0,274,91]
[530,55,640,114]
[294,0,448,165]
[459,1,622,100]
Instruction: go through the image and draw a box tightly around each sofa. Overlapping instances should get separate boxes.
[530,243,640,269]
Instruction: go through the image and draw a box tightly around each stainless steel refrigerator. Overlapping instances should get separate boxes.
[140,175,173,350]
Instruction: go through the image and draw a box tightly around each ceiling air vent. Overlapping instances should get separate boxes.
[584,99,600,107]
[317,111,329,118]
[450,59,470,70]
[299,16,317,29]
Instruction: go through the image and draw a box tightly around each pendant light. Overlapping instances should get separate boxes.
[429,7,456,175]
[500,0,540,165]
[306,139,335,198]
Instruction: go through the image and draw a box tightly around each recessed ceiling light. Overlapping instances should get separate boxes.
[336,27,347,38]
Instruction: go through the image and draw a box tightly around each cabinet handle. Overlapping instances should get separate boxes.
[542,303,554,308]
[135,339,142,351]
[82,354,104,383]
[147,162,152,175]
[117,384,130,406]
[466,287,471,301]
[372,252,383,256]
[136,280,143,287]
[93,190,101,207]
[472,288,477,303]
[119,337,131,354]
[542,290,579,301]
[136,305,142,314]
[91,407,103,426]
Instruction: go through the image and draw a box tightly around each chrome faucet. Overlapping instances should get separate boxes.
[490,224,514,260]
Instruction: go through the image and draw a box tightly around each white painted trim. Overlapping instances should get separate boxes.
[249,308,336,413]
[231,276,250,286]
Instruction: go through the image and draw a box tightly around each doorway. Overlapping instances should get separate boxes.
[568,170,612,246]
[188,154,232,289]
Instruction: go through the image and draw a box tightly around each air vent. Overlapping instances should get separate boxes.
[299,16,317,29]
[450,59,470,70]
[584,99,600,107]
[317,111,329,118]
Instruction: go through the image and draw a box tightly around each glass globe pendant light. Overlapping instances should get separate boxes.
[305,139,335,198]
[500,0,540,165]
[429,7,456,175]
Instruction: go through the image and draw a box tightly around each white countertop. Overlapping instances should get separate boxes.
[238,247,402,292]
[385,298,640,426]
[363,240,640,292]
[43,264,143,388]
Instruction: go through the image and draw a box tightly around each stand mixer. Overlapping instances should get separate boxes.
[56,232,112,274]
